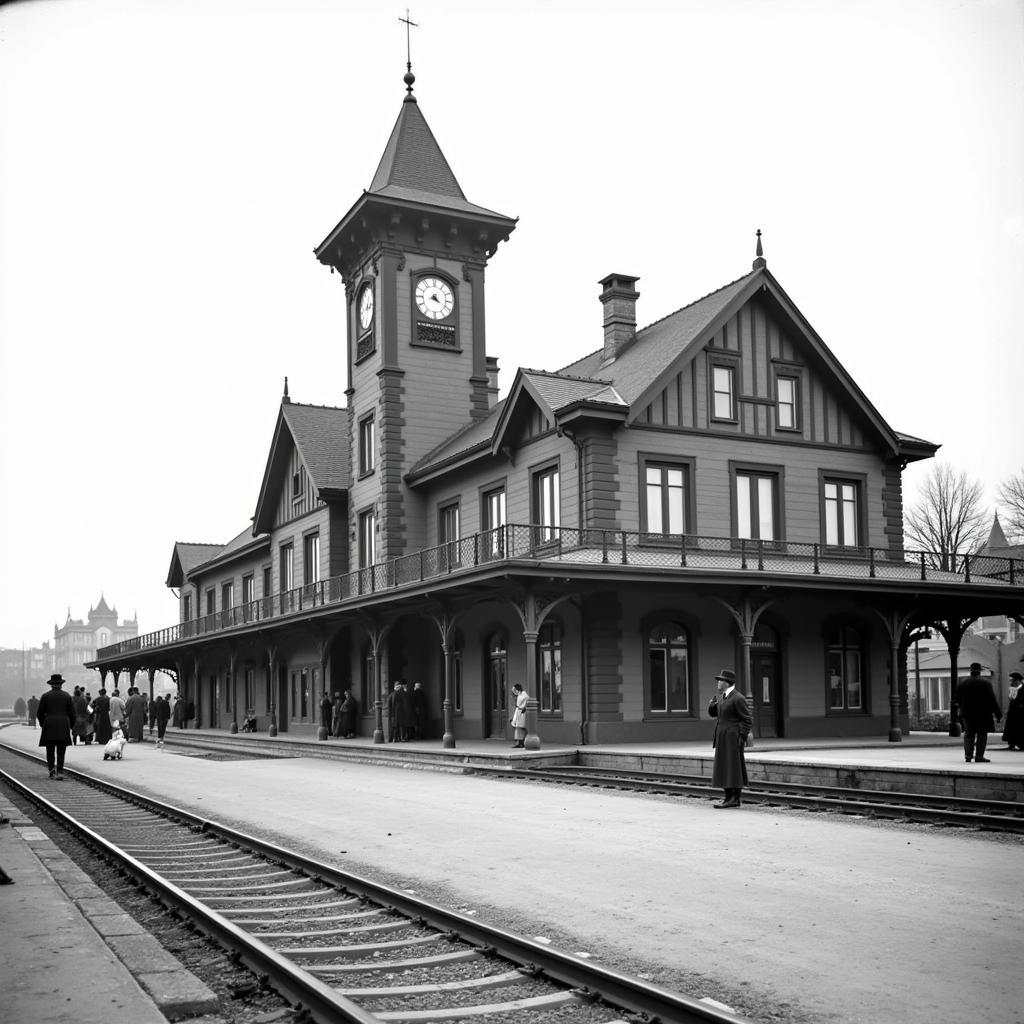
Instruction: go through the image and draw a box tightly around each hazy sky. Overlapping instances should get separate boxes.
[1,0,1021,649]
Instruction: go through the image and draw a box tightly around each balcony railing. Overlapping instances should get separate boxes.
[94,525,1022,660]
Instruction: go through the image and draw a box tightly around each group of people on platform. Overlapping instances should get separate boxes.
[319,689,360,738]
[28,674,191,778]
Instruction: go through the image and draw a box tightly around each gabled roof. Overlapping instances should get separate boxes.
[559,270,758,406]
[252,401,349,534]
[409,257,939,484]
[165,542,225,588]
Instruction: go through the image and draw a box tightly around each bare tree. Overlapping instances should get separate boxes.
[998,468,1024,541]
[904,463,988,569]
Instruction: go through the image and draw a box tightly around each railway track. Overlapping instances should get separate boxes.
[0,743,749,1024]
[465,764,1024,833]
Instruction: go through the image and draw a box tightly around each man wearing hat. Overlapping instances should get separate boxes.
[708,668,752,808]
[955,662,1002,763]
[1002,670,1024,751]
[36,673,76,780]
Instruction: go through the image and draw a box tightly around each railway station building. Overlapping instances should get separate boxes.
[89,70,1024,747]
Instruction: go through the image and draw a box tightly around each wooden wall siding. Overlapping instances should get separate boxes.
[640,298,870,450]
[585,593,624,721]
[616,429,888,545]
[881,461,905,554]
[273,446,321,529]
[270,505,331,594]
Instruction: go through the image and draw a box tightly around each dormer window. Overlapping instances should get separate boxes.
[712,365,735,420]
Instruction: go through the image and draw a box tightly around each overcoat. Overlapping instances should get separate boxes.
[341,693,358,735]
[36,688,75,747]
[955,675,1001,732]
[155,698,171,727]
[125,694,146,741]
[510,690,529,729]
[709,689,752,789]
[72,692,89,741]
[92,694,113,744]
[1001,687,1024,748]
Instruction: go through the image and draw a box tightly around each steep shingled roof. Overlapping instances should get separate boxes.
[281,402,350,493]
[367,96,510,220]
[558,270,759,405]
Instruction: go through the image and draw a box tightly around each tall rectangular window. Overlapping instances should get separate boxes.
[440,501,461,568]
[280,543,294,592]
[539,623,563,713]
[242,574,254,605]
[712,365,735,420]
[359,509,376,568]
[736,471,778,541]
[483,487,506,557]
[183,593,192,622]
[221,581,234,610]
[206,589,215,616]
[303,533,320,585]
[644,463,688,536]
[358,414,375,476]
[824,479,859,547]
[827,626,863,711]
[776,376,798,429]
[533,466,560,543]
[244,668,255,711]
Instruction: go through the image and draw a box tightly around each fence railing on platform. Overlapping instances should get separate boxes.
[95,525,1021,659]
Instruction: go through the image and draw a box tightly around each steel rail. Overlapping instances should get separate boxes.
[0,764,380,1024]
[0,744,752,1024]
[463,764,1024,833]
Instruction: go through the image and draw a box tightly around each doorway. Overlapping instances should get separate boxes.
[277,665,289,732]
[486,632,508,738]
[751,623,783,738]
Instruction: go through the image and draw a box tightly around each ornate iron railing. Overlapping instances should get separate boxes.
[94,525,1022,660]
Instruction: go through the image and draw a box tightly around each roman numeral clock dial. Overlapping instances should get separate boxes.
[415,276,454,320]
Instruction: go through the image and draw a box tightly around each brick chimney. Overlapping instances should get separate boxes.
[599,274,640,364]
[485,355,500,408]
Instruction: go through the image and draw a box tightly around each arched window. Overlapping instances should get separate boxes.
[647,621,691,714]
[827,625,864,711]
[538,622,562,714]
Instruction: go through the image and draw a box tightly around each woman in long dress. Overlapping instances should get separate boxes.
[92,689,113,745]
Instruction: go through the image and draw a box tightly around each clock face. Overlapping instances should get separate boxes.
[415,276,454,321]
[358,284,374,331]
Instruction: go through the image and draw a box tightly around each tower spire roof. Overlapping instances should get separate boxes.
[368,90,467,202]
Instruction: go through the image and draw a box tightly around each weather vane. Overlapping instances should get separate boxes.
[399,9,418,69]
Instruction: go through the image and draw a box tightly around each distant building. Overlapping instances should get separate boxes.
[0,643,55,706]
[969,515,1024,645]
[54,596,138,688]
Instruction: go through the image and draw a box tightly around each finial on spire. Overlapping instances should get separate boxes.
[399,9,418,101]
[752,228,766,270]
[283,376,291,404]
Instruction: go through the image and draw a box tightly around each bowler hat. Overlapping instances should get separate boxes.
[715,669,736,684]
[969,662,982,672]
[1010,671,1023,682]
[46,673,66,687]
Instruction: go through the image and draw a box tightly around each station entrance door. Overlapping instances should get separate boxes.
[486,633,509,739]
[751,624,783,738]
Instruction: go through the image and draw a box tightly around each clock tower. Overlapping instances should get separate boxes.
[314,67,516,564]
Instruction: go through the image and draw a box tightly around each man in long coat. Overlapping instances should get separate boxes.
[956,662,1002,763]
[125,688,146,742]
[708,668,752,808]
[36,674,76,780]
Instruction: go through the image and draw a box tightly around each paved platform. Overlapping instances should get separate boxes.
[33,722,1020,801]
[1,722,1021,1024]
[0,787,218,1023]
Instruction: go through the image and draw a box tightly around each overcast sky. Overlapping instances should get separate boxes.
[1,0,1021,650]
